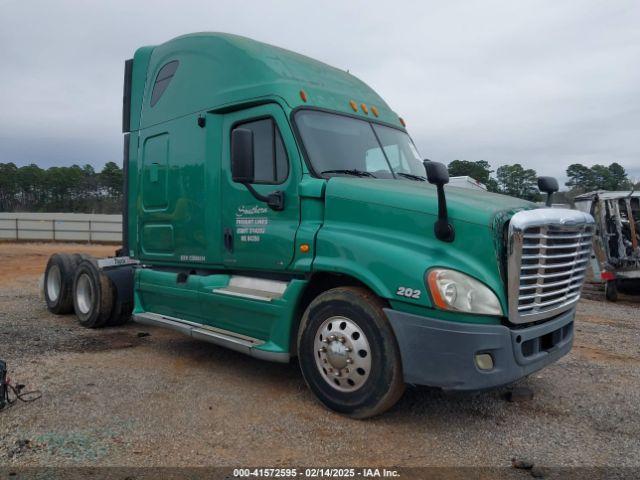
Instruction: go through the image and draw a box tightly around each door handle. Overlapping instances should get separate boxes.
[224,228,234,253]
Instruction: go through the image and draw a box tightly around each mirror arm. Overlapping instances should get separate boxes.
[545,192,553,207]
[243,183,285,211]
[424,160,455,243]
[434,184,455,243]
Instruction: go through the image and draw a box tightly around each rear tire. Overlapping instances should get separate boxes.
[605,280,618,302]
[71,253,92,265]
[72,259,114,328]
[106,296,132,326]
[297,286,405,419]
[44,253,76,314]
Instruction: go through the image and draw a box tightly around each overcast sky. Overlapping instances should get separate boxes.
[1,0,639,185]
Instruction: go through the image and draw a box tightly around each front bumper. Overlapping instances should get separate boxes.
[385,307,574,391]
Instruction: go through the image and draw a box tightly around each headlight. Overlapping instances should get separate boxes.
[427,269,503,316]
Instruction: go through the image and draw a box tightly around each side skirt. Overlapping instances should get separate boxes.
[133,312,290,363]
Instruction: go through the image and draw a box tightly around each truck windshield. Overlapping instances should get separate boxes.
[295,110,425,179]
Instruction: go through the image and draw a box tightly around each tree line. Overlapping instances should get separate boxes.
[0,162,123,213]
[448,160,636,202]
[0,159,635,213]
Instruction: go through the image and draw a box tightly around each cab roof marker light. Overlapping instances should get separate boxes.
[399,117,406,127]
[361,103,368,114]
[299,90,308,102]
[349,100,358,112]
[371,106,379,117]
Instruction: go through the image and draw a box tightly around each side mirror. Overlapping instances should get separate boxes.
[231,128,255,184]
[230,127,285,211]
[424,160,450,186]
[423,160,455,243]
[538,176,559,207]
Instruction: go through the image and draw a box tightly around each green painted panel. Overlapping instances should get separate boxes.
[221,103,302,271]
[290,177,326,272]
[135,33,403,131]
[135,114,209,265]
[198,276,306,351]
[311,178,529,321]
[136,269,203,323]
[134,267,306,355]
[127,132,139,257]
[142,133,169,210]
[128,46,153,132]
[141,224,174,254]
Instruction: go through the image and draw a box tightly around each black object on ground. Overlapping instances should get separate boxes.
[0,359,42,410]
[505,386,534,402]
[511,457,534,470]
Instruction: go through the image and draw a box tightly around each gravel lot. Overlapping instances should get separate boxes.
[1,242,639,470]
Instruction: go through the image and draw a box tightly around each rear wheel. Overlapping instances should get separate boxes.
[297,287,405,419]
[106,296,132,326]
[44,253,76,314]
[71,253,92,265]
[72,259,114,328]
[605,280,618,302]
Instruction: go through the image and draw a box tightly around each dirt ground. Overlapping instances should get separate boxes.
[1,242,639,471]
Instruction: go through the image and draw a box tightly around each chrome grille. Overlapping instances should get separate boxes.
[507,209,595,324]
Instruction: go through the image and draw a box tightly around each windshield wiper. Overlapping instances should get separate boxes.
[321,169,377,178]
[396,172,426,181]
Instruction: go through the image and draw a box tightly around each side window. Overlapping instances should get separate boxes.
[150,61,179,107]
[233,118,289,184]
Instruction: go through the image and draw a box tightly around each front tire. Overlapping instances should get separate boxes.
[297,287,405,419]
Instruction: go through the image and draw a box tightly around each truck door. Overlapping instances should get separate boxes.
[221,104,300,271]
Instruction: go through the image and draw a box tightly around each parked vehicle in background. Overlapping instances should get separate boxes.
[42,33,595,418]
[574,190,640,301]
[448,176,487,191]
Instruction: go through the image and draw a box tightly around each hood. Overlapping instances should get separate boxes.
[324,178,534,228]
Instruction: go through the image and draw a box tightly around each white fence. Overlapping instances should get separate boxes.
[0,213,122,243]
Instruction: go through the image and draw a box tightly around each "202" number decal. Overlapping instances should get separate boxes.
[396,286,421,299]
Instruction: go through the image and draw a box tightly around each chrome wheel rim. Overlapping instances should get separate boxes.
[76,273,93,315]
[313,316,372,392]
[46,265,61,302]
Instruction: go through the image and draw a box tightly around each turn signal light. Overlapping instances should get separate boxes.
[427,270,448,309]
[300,243,310,253]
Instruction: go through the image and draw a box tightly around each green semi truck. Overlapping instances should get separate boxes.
[43,33,595,418]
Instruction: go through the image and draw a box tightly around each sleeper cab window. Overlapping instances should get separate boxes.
[233,118,289,184]
[150,60,179,107]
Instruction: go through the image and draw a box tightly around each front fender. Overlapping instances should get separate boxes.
[313,197,507,317]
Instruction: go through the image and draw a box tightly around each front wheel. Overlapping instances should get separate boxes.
[297,287,405,419]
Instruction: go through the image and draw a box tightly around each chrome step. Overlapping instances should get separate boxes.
[212,276,288,302]
[133,312,289,363]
